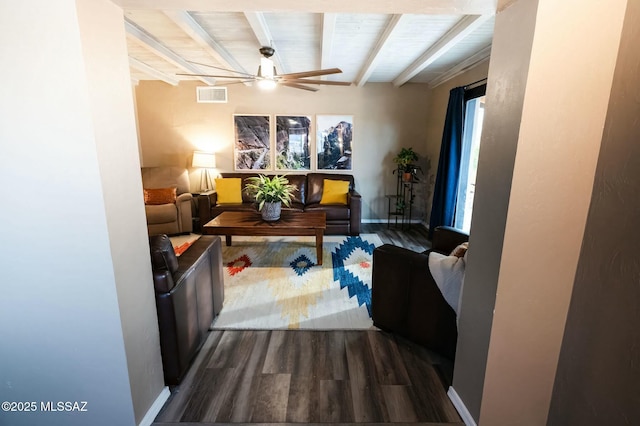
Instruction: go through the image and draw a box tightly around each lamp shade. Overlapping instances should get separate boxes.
[192,151,216,168]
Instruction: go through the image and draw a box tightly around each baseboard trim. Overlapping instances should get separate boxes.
[448,386,477,426]
[139,386,170,426]
[362,218,427,225]
[361,219,386,223]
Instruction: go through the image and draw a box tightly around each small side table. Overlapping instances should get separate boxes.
[190,191,213,233]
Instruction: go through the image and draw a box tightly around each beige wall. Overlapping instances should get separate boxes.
[452,0,538,418]
[451,0,630,424]
[135,81,433,221]
[479,0,626,424]
[549,1,640,423]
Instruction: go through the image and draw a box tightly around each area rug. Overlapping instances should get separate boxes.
[212,233,383,330]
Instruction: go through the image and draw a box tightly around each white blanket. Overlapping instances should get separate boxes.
[428,251,466,316]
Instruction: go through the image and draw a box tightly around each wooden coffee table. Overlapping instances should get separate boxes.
[202,211,327,265]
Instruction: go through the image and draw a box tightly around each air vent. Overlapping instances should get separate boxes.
[197,86,228,103]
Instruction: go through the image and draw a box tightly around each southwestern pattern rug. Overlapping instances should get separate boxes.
[212,234,383,330]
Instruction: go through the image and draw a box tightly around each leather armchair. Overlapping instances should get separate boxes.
[142,167,193,236]
[371,226,469,360]
[149,234,224,385]
[304,173,361,236]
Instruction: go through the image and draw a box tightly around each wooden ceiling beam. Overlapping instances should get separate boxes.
[321,13,337,71]
[125,18,217,85]
[355,14,405,87]
[128,57,180,85]
[113,0,497,15]
[163,10,251,85]
[243,12,287,74]
[429,44,491,88]
[392,14,493,87]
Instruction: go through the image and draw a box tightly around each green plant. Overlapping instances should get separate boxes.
[245,174,296,211]
[393,147,419,171]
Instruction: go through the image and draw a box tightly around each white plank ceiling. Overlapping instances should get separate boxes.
[119,0,496,89]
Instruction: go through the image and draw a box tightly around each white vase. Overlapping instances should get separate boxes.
[261,201,282,221]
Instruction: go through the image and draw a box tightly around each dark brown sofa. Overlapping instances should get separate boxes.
[371,226,469,360]
[198,172,361,235]
[148,234,224,385]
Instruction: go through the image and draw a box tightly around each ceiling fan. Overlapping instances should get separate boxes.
[180,46,351,92]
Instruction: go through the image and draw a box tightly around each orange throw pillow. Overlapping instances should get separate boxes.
[144,187,177,205]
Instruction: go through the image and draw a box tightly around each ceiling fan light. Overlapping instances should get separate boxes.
[260,57,275,79]
[257,78,277,90]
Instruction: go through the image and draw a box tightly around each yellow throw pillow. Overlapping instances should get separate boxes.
[320,179,350,205]
[144,187,177,205]
[215,178,243,204]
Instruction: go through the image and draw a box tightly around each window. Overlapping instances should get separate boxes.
[454,86,486,233]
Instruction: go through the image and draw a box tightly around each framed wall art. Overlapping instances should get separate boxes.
[275,115,312,171]
[233,114,271,170]
[316,114,353,170]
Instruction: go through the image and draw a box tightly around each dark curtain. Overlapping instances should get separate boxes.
[428,86,465,238]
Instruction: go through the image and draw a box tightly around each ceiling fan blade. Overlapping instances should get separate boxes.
[177,73,255,79]
[280,78,351,86]
[186,61,255,78]
[280,82,319,92]
[223,80,256,85]
[278,68,343,79]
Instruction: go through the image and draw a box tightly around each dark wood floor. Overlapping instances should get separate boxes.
[153,330,461,425]
[154,224,461,425]
[362,222,432,253]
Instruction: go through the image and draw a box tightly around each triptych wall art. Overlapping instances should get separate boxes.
[233,114,353,171]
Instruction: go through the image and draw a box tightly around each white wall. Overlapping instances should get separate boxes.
[0,0,164,425]
[76,0,166,424]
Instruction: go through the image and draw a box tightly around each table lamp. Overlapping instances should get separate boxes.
[192,151,216,191]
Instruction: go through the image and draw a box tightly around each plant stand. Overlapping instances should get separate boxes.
[386,166,416,229]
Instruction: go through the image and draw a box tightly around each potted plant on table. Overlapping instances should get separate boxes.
[245,174,296,221]
[393,147,419,181]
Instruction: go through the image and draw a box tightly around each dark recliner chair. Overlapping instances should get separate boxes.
[371,226,469,360]
[149,234,224,385]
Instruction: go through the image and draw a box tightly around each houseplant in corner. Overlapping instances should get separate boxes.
[245,174,296,221]
[393,147,419,181]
